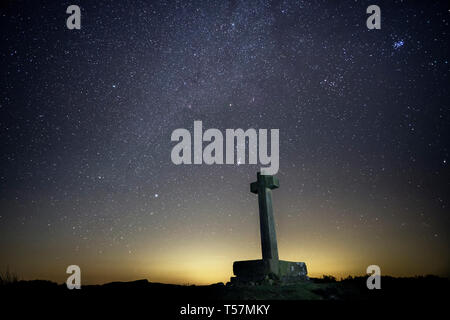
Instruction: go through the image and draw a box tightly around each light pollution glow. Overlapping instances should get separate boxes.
[2,189,448,285]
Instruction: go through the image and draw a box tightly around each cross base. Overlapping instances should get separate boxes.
[229,259,308,285]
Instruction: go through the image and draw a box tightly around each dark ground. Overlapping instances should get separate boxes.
[1,276,448,317]
[2,275,448,300]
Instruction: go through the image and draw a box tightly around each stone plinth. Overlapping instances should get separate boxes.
[230,259,308,285]
[278,260,308,283]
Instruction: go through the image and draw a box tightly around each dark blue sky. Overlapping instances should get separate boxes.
[0,0,448,284]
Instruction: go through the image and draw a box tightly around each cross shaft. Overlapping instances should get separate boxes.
[250,172,279,261]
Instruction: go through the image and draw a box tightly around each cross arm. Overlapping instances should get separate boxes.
[250,173,279,194]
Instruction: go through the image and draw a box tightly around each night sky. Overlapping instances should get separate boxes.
[1,0,449,285]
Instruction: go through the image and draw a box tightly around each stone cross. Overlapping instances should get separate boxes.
[250,172,279,261]
[231,173,307,284]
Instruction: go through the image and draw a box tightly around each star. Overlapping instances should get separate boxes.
[393,40,404,49]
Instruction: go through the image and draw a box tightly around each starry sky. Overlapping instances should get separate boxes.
[0,0,449,285]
